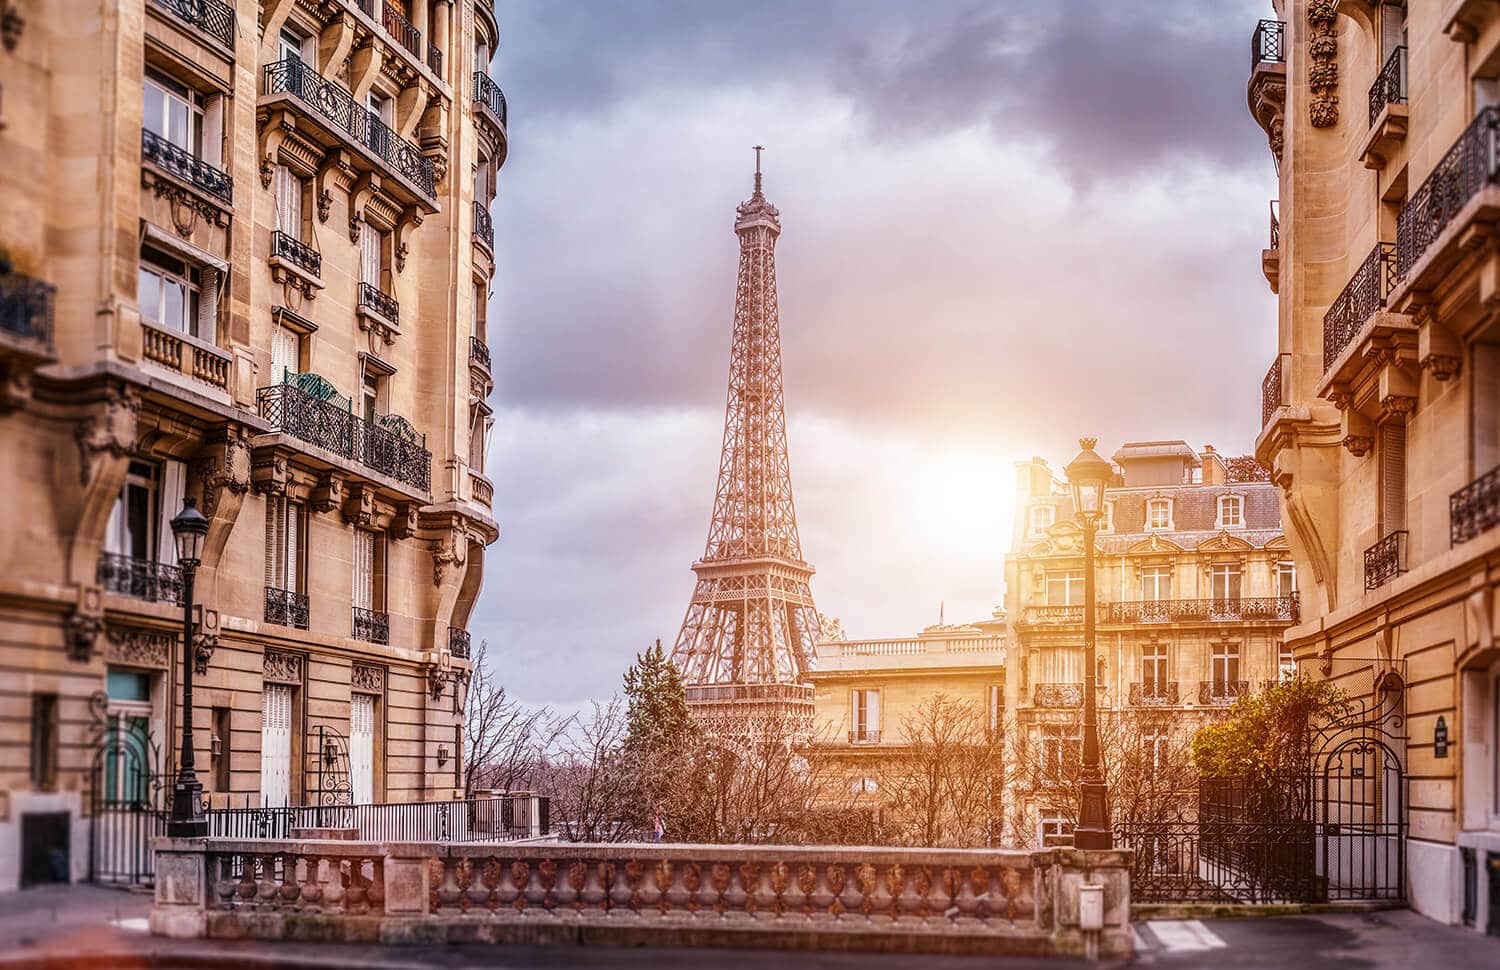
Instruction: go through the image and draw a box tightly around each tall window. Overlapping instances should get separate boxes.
[1218,495,1245,528]
[1279,644,1296,682]
[1028,505,1055,537]
[469,404,492,473]
[261,684,293,807]
[1101,500,1114,532]
[264,496,304,595]
[1146,498,1172,530]
[1041,724,1080,783]
[1141,642,1168,697]
[279,27,313,64]
[139,246,211,340]
[102,669,155,803]
[274,165,306,241]
[1379,422,1407,537]
[30,693,58,790]
[473,282,487,344]
[270,324,301,385]
[350,693,376,804]
[1046,570,1085,606]
[144,69,202,154]
[1140,566,1171,601]
[1277,560,1298,598]
[361,370,382,425]
[353,529,385,612]
[1211,641,1241,695]
[359,223,387,293]
[851,688,880,742]
[1210,564,1242,604]
[105,459,185,565]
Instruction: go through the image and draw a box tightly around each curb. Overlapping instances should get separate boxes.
[1132,901,1407,920]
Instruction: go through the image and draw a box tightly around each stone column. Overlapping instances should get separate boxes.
[1038,847,1134,958]
[412,0,429,46]
[434,1,451,72]
[148,837,209,939]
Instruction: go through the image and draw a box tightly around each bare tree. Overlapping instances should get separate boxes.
[462,640,563,796]
[532,698,641,842]
[876,694,1005,847]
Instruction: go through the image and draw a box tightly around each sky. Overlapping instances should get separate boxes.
[476,0,1279,710]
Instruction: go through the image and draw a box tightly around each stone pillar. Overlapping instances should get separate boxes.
[434,1,451,71]
[412,0,429,45]
[148,838,209,939]
[383,845,433,915]
[1039,848,1134,958]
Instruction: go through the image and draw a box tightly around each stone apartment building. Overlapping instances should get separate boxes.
[1249,0,1500,933]
[0,0,503,890]
[808,618,1006,833]
[1003,442,1298,847]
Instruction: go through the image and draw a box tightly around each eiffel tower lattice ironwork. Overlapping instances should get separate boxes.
[670,150,818,733]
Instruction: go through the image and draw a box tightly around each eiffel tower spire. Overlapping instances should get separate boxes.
[670,150,818,732]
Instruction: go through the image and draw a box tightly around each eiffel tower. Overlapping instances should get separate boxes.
[670,149,818,734]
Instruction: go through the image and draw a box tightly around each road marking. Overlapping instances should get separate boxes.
[1145,919,1228,952]
[110,917,150,933]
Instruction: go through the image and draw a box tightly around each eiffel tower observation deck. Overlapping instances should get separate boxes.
[670,150,819,735]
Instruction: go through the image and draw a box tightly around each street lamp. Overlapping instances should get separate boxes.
[1064,437,1113,851]
[167,497,209,838]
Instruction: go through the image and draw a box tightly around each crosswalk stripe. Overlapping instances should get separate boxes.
[1145,919,1229,952]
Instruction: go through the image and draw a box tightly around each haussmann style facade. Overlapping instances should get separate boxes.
[1249,0,1500,933]
[0,0,506,891]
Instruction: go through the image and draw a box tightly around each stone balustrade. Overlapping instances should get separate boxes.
[151,839,1132,958]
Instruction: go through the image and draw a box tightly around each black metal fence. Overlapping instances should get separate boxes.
[1251,19,1284,67]
[141,128,233,203]
[1364,530,1407,590]
[264,586,309,629]
[381,2,422,58]
[271,230,322,278]
[352,606,389,645]
[1451,464,1500,545]
[448,627,471,659]
[1323,242,1397,372]
[257,379,432,492]
[149,0,235,51]
[473,199,494,248]
[0,260,55,345]
[474,71,508,126]
[358,281,399,325]
[1397,105,1500,279]
[469,335,492,372]
[1369,46,1407,127]
[96,553,184,605]
[207,796,550,844]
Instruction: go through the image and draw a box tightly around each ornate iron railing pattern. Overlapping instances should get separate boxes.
[1109,596,1299,624]
[381,2,421,58]
[1397,105,1500,279]
[473,199,493,249]
[1268,199,1280,250]
[848,730,881,744]
[428,43,443,76]
[149,0,235,50]
[473,71,508,126]
[358,281,399,325]
[448,627,471,659]
[1451,465,1500,545]
[1323,242,1396,372]
[1197,680,1250,705]
[1033,684,1082,708]
[141,128,232,202]
[0,261,55,345]
[97,553,184,605]
[264,587,309,630]
[352,606,389,645]
[1128,682,1181,706]
[257,380,432,493]
[206,795,550,842]
[1364,530,1407,589]
[1262,355,1282,427]
[262,58,434,199]
[1251,19,1284,67]
[270,230,322,278]
[1369,46,1407,127]
[469,335,491,372]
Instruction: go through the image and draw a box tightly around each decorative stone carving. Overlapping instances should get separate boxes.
[66,612,103,663]
[142,174,230,234]
[340,483,374,525]
[1422,355,1460,381]
[1380,395,1417,419]
[1343,434,1373,457]
[251,449,288,495]
[105,624,173,669]
[311,471,343,513]
[391,501,420,540]
[193,630,217,675]
[352,663,384,694]
[196,429,251,517]
[75,386,140,485]
[432,528,468,586]
[1307,1,1339,128]
[264,649,303,684]
[316,149,355,225]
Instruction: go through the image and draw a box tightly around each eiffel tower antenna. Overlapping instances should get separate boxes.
[670,152,817,734]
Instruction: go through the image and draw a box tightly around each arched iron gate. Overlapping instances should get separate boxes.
[88,709,167,885]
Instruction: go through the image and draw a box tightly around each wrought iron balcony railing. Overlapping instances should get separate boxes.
[448,627,471,659]
[1364,530,1408,589]
[353,606,389,645]
[271,230,322,278]
[1262,355,1282,427]
[354,0,373,14]
[1397,105,1500,280]
[428,43,443,76]
[149,0,235,51]
[97,553,184,605]
[469,335,491,372]
[257,377,432,493]
[1369,46,1407,127]
[1198,680,1249,705]
[358,281,399,325]
[1129,682,1181,706]
[141,128,232,203]
[261,58,435,199]
[473,200,494,249]
[1323,242,1397,372]
[264,586,309,630]
[1451,465,1500,545]
[381,2,421,58]
[1108,595,1299,625]
[1268,199,1280,250]
[848,730,881,744]
[1251,19,1284,68]
[0,260,55,346]
[473,71,508,126]
[1033,684,1082,708]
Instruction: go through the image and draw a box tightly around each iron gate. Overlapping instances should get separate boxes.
[88,712,167,885]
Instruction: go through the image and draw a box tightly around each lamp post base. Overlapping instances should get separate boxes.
[167,776,207,838]
[1074,779,1112,850]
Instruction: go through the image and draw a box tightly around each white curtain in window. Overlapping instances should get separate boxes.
[274,165,302,237]
[360,223,380,286]
[270,326,298,385]
[156,459,186,566]
[353,530,375,610]
[349,694,375,805]
[260,685,292,807]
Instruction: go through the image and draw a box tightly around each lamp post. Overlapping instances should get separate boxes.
[1064,437,1113,850]
[167,497,209,838]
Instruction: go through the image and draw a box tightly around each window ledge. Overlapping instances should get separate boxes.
[1359,103,1409,170]
[268,255,324,301]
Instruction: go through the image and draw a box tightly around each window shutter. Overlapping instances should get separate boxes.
[353,530,373,610]
[264,496,286,589]
[851,690,861,735]
[201,94,224,166]
[196,267,219,344]
[270,326,298,385]
[360,223,380,286]
[274,165,293,234]
[286,501,302,594]
[349,694,375,805]
[156,459,186,565]
[260,685,292,807]
[867,691,880,733]
[1380,422,1407,534]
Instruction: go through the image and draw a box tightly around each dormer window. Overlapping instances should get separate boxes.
[1029,505,1055,537]
[1101,500,1115,533]
[1146,498,1172,531]
[1218,495,1245,529]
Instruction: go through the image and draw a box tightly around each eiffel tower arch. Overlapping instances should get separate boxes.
[671,151,818,735]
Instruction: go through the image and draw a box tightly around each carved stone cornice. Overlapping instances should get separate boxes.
[311,470,343,513]
[352,663,384,694]
[264,649,303,684]
[105,624,173,669]
[141,170,231,235]
[196,426,252,517]
[391,501,420,541]
[1342,433,1373,457]
[341,482,375,525]
[251,447,289,495]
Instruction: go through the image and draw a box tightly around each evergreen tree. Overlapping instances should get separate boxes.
[622,639,697,754]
